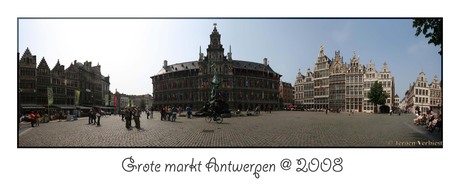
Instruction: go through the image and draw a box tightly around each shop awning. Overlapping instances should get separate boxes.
[50,105,77,110]
[93,106,115,110]
[20,104,45,109]
[76,106,91,110]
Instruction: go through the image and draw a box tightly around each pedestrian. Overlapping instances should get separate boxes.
[269,105,272,114]
[325,108,328,115]
[92,110,97,124]
[146,110,150,119]
[35,111,41,126]
[121,109,125,121]
[29,111,36,127]
[133,107,141,130]
[125,108,132,129]
[96,109,101,126]
[186,105,191,118]
[88,110,93,124]
[160,106,165,121]
[171,106,178,122]
[167,106,172,121]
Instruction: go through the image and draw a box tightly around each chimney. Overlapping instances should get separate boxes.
[263,58,268,66]
[163,60,168,68]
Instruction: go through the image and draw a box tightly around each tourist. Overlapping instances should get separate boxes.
[29,111,36,127]
[171,106,178,122]
[35,111,41,126]
[96,108,101,126]
[186,105,191,118]
[133,107,141,130]
[125,107,133,129]
[88,110,93,124]
[160,106,166,121]
[167,106,172,121]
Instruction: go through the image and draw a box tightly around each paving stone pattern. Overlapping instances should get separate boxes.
[18,111,442,147]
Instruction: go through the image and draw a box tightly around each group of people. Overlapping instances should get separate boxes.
[160,105,178,122]
[21,111,42,127]
[87,108,102,126]
[120,106,142,130]
[413,110,442,132]
[159,105,192,122]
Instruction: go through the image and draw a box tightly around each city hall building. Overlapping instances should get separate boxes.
[150,24,282,111]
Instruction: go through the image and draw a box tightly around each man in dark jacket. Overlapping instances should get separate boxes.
[133,107,141,130]
[125,108,132,130]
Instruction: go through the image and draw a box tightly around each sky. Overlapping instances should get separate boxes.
[18,18,442,98]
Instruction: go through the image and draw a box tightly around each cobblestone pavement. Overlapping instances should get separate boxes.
[18,111,442,147]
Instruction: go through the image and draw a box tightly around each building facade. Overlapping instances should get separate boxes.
[329,51,346,112]
[429,74,441,113]
[279,81,294,107]
[345,52,364,112]
[18,48,38,108]
[18,48,112,115]
[151,24,282,111]
[404,71,441,114]
[363,61,394,113]
[313,46,331,109]
[293,47,394,113]
[294,69,305,105]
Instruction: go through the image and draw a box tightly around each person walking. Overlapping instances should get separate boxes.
[88,110,93,124]
[29,111,36,127]
[146,110,150,119]
[35,111,41,126]
[171,106,178,122]
[167,106,172,121]
[125,108,132,129]
[160,106,165,121]
[186,105,191,118]
[95,108,101,126]
[133,107,141,130]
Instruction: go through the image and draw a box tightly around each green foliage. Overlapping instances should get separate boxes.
[413,18,442,56]
[367,81,389,112]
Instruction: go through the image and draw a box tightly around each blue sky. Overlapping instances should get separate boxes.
[18,18,442,98]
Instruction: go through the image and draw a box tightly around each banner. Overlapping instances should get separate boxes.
[105,94,109,106]
[75,90,80,106]
[114,95,117,107]
[47,87,53,105]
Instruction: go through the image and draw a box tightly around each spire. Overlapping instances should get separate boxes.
[227,45,232,61]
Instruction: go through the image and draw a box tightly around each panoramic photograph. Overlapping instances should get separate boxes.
[18,18,442,147]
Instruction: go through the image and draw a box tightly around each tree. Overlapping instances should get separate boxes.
[367,81,389,113]
[413,18,442,56]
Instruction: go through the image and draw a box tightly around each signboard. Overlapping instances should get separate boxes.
[75,90,80,106]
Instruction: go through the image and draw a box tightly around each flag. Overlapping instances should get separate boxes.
[75,90,80,106]
[114,95,117,106]
[47,87,53,105]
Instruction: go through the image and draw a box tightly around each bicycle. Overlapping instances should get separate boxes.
[204,111,223,124]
